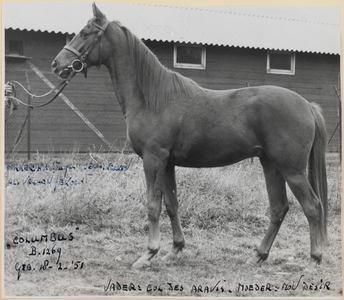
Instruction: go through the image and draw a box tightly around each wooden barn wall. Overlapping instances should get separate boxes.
[146,41,341,152]
[5,30,340,154]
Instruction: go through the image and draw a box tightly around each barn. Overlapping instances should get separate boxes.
[4,2,340,154]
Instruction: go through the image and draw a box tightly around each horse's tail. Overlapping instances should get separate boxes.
[309,102,328,245]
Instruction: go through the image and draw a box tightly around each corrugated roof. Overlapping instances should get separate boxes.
[2,2,340,55]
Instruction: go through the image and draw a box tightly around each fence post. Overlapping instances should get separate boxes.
[25,71,31,160]
[333,85,341,161]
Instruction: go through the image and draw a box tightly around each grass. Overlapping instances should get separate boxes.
[3,151,342,297]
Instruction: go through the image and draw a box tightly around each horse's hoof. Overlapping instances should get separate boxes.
[304,266,318,274]
[132,259,151,269]
[304,267,317,274]
[161,252,177,262]
[246,256,262,267]
[304,261,318,274]
[246,260,260,267]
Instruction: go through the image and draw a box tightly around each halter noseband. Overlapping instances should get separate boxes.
[63,20,111,77]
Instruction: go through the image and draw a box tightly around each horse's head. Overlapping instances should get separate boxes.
[52,3,111,79]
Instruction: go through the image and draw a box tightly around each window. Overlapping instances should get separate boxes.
[267,51,295,75]
[8,40,23,56]
[174,43,206,69]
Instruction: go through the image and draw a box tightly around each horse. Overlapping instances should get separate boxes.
[52,3,328,273]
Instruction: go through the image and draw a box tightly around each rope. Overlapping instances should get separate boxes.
[5,101,15,121]
[5,82,18,121]
[7,80,62,98]
[6,95,32,108]
[6,113,29,159]
[4,73,73,112]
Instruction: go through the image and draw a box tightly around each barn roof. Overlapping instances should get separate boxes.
[3,2,340,55]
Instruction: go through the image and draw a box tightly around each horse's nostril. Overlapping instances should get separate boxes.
[51,60,58,71]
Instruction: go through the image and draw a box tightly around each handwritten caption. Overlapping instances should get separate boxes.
[10,227,331,294]
[12,227,84,280]
[6,159,132,191]
[104,276,330,294]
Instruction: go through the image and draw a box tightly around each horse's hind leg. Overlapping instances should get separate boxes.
[247,156,289,266]
[284,172,325,273]
[161,163,185,261]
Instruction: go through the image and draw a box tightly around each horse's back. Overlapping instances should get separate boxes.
[170,85,316,168]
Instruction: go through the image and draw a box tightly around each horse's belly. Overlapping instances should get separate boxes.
[173,155,247,168]
[171,139,260,168]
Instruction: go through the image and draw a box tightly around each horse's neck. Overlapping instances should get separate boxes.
[105,25,203,117]
[105,39,142,117]
[106,59,140,118]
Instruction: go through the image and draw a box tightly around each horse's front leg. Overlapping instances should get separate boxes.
[162,163,185,262]
[132,155,165,269]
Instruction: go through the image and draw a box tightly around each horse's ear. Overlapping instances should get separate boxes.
[92,3,106,22]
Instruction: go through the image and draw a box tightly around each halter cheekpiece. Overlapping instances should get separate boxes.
[63,19,111,77]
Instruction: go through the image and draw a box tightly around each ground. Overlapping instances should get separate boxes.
[3,152,342,297]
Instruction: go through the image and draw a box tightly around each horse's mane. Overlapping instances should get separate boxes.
[120,25,203,112]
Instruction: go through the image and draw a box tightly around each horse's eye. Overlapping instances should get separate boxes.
[80,32,89,39]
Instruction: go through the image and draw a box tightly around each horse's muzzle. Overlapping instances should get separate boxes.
[51,59,61,77]
[51,59,87,79]
[58,68,74,79]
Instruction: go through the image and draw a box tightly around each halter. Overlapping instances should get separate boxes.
[63,20,111,78]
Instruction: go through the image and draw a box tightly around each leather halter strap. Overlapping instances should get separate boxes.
[63,20,111,63]
[63,45,82,57]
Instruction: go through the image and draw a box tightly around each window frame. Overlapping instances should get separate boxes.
[267,50,295,75]
[173,43,206,70]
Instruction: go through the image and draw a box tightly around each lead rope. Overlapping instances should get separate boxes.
[5,71,76,159]
[5,71,75,113]
[5,82,17,121]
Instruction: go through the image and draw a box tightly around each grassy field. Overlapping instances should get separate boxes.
[3,151,342,298]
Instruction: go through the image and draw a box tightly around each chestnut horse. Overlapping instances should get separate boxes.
[52,4,328,273]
